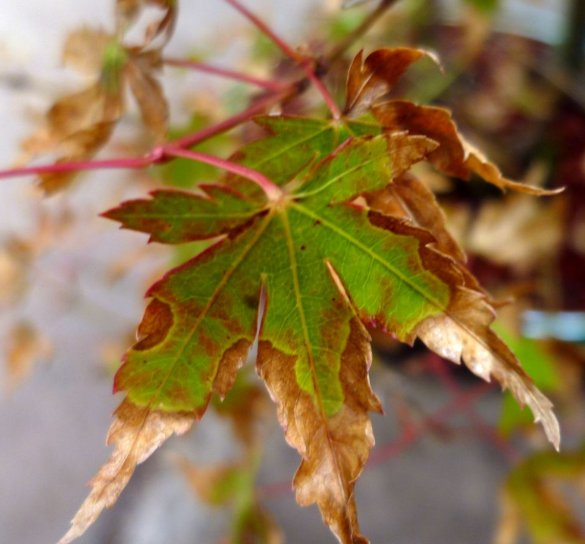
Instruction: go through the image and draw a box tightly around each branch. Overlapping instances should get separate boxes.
[325,0,398,65]
[0,156,155,181]
[223,0,302,61]
[162,147,282,201]
[164,57,289,92]
[223,0,341,119]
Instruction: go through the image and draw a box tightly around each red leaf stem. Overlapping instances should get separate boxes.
[164,57,289,92]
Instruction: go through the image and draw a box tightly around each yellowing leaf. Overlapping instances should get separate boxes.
[125,53,168,142]
[63,28,113,75]
[57,399,194,544]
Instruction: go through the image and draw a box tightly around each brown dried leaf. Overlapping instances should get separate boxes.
[415,286,560,450]
[258,318,382,544]
[467,194,565,272]
[0,240,32,306]
[116,0,177,48]
[373,100,564,195]
[63,28,113,75]
[57,398,194,544]
[4,322,53,391]
[368,173,466,262]
[20,83,124,194]
[38,122,119,194]
[126,55,168,142]
[176,458,238,506]
[344,48,436,117]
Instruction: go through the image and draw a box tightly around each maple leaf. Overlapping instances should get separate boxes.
[58,45,563,544]
[60,107,560,543]
[61,130,437,544]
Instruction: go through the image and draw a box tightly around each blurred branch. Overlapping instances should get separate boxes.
[563,0,585,74]
[324,0,398,66]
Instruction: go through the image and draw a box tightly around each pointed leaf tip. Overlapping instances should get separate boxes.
[56,399,194,544]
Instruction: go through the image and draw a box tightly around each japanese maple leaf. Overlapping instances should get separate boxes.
[58,50,561,544]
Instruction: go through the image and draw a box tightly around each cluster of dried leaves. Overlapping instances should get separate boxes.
[19,0,174,194]
[2,2,572,544]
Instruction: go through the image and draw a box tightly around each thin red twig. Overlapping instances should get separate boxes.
[164,57,289,92]
[424,355,521,463]
[301,61,342,119]
[170,88,292,149]
[223,0,341,119]
[163,147,282,200]
[223,0,301,61]
[0,156,155,181]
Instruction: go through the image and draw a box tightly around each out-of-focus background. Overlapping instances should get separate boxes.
[0,1,584,544]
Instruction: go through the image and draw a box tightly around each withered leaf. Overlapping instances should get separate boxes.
[63,28,113,75]
[372,100,564,195]
[58,44,563,544]
[367,173,466,262]
[344,48,437,117]
[4,322,53,391]
[415,286,560,449]
[57,399,194,544]
[125,53,168,142]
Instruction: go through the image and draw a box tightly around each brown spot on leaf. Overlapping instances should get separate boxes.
[133,298,174,351]
[213,339,252,400]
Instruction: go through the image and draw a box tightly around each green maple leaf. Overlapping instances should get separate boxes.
[58,117,560,544]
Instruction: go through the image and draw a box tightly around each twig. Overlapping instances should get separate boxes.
[162,147,282,201]
[0,156,155,181]
[325,0,397,65]
[223,0,341,119]
[223,0,302,61]
[164,57,289,92]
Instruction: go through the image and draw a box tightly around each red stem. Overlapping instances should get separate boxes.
[163,147,282,201]
[223,0,341,119]
[301,61,341,119]
[223,0,301,61]
[0,88,293,183]
[0,156,155,181]
[368,381,494,466]
[164,57,289,92]
[424,355,520,463]
[170,89,291,149]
